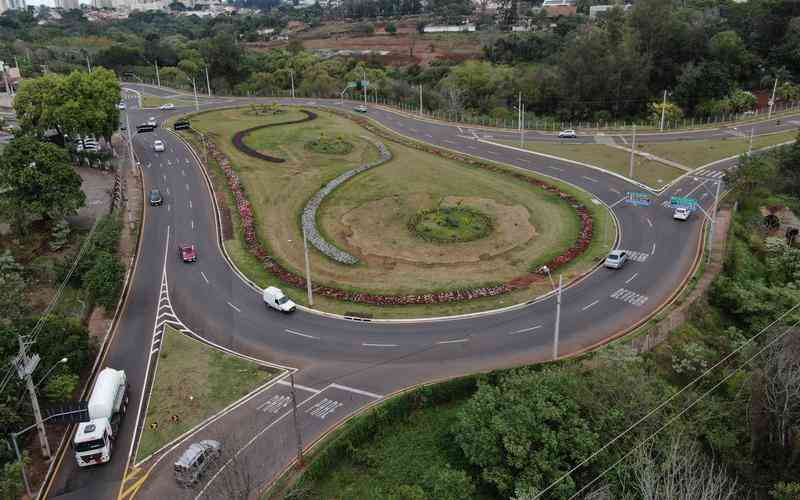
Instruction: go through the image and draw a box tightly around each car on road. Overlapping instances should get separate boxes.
[149,188,163,206]
[177,244,197,262]
[160,103,176,110]
[118,102,126,110]
[263,286,296,313]
[136,123,156,133]
[174,440,221,487]
[353,105,368,113]
[147,117,158,128]
[174,120,191,131]
[604,249,628,269]
[673,206,691,221]
[120,123,127,131]
[558,129,577,139]
[153,140,166,152]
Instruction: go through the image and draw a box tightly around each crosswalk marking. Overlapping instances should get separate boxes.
[257,395,291,414]
[623,250,650,262]
[610,288,649,306]
[306,398,343,419]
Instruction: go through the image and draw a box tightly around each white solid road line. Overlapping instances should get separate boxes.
[582,300,599,311]
[646,217,653,228]
[625,272,639,284]
[362,343,399,347]
[150,348,159,356]
[510,325,542,335]
[227,301,241,312]
[582,176,599,183]
[200,271,209,284]
[277,379,321,393]
[437,338,469,344]
[330,383,383,399]
[285,328,319,339]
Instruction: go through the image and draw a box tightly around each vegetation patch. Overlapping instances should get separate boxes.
[409,205,493,243]
[136,326,279,462]
[305,132,354,155]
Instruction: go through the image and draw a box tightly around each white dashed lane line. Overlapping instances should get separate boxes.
[651,242,656,255]
[200,271,209,284]
[646,218,653,228]
[437,338,469,344]
[610,188,621,194]
[582,300,599,311]
[625,272,639,284]
[582,176,599,183]
[189,200,193,209]
[191,220,195,230]
[548,166,564,172]
[285,329,319,340]
[362,343,399,347]
[227,301,241,312]
[510,325,542,335]
[185,183,190,191]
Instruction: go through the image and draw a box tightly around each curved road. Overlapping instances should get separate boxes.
[45,84,798,500]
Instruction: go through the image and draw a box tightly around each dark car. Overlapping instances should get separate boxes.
[137,123,156,133]
[178,244,197,263]
[149,188,163,206]
[174,120,191,131]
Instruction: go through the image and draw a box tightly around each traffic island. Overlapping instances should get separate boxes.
[136,326,281,463]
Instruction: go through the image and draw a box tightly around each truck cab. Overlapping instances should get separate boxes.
[74,420,114,466]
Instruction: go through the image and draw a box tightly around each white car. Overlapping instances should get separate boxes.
[263,286,296,313]
[673,207,691,221]
[604,249,628,269]
[118,102,126,110]
[153,140,165,152]
[558,129,577,139]
[160,103,175,110]
[147,117,158,127]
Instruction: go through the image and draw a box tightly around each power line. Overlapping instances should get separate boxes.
[532,301,800,500]
[567,317,800,500]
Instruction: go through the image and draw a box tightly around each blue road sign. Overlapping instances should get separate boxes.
[625,192,653,206]
[670,196,698,211]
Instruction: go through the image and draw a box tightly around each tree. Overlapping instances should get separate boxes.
[386,22,397,34]
[84,251,125,310]
[0,136,85,233]
[202,32,244,89]
[0,251,27,326]
[761,334,800,460]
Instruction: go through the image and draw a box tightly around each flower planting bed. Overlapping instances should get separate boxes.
[206,109,595,307]
[231,110,317,163]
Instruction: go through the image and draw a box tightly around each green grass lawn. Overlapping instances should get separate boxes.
[136,326,281,462]
[496,141,683,190]
[141,95,196,109]
[638,130,798,169]
[177,107,615,318]
[293,401,494,500]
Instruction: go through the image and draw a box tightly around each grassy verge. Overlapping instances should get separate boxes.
[141,95,196,109]
[136,326,280,462]
[496,141,683,189]
[638,130,797,168]
[174,107,615,318]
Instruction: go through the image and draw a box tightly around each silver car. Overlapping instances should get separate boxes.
[174,440,221,487]
[604,249,628,269]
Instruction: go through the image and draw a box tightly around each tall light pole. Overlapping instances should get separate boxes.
[302,228,313,306]
[35,357,68,389]
[748,127,754,156]
[125,108,135,174]
[205,66,212,97]
[553,274,562,360]
[155,60,161,87]
[191,78,199,112]
[419,84,423,117]
[289,69,295,99]
[707,180,722,263]
[768,77,779,119]
[659,89,668,131]
[628,124,637,179]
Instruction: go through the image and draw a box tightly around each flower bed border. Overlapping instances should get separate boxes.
[231,109,317,163]
[206,108,594,306]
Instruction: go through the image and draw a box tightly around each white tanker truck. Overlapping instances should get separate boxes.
[73,367,129,467]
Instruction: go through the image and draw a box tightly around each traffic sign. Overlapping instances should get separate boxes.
[670,196,698,210]
[625,192,653,206]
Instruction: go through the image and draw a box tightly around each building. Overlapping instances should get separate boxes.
[589,3,631,18]
[541,0,577,16]
[0,0,26,13]
[422,24,476,33]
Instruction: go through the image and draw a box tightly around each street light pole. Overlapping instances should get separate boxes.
[303,228,313,306]
[628,124,636,179]
[10,433,31,498]
[191,78,199,112]
[707,180,722,263]
[553,274,562,360]
[35,358,68,389]
[768,77,779,120]
[289,70,295,99]
[659,89,667,131]
[155,60,161,87]
[205,66,212,97]
[419,84,423,117]
[748,127,754,156]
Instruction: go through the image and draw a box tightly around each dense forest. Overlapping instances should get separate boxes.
[2,0,800,121]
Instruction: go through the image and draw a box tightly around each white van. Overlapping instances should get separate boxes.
[263,286,296,313]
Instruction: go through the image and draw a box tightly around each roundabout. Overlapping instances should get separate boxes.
[45,82,790,500]
[408,204,494,244]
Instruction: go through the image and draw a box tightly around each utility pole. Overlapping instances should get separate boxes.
[155,60,161,87]
[707,180,721,263]
[289,69,295,99]
[521,102,525,148]
[553,275,562,360]
[125,110,135,174]
[518,92,522,132]
[191,78,199,112]
[14,336,50,459]
[419,84,423,117]
[302,228,313,306]
[85,54,91,73]
[768,77,779,120]
[628,124,637,179]
[748,127,754,156]
[205,66,211,97]
[659,89,667,132]
[289,374,304,466]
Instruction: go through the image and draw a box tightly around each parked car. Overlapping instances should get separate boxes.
[353,105,368,113]
[174,440,221,488]
[604,249,628,269]
[558,129,577,139]
[153,140,166,152]
[673,206,691,221]
[149,188,163,206]
[263,286,296,313]
[177,244,197,262]
[160,103,175,110]
[174,120,191,131]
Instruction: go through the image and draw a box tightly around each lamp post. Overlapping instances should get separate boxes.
[35,358,68,389]
[539,266,563,360]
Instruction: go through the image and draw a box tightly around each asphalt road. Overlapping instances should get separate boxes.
[44,84,798,500]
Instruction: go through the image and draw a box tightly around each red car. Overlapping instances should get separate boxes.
[178,244,197,263]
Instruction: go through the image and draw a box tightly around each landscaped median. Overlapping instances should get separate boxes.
[136,325,281,463]
[172,106,615,318]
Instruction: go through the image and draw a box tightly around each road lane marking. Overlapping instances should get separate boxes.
[362,343,399,347]
[185,183,190,191]
[610,288,649,306]
[285,329,319,339]
[582,300,599,311]
[277,379,321,393]
[150,348,158,355]
[181,169,186,176]
[330,383,383,399]
[167,205,170,212]
[191,220,195,230]
[166,187,170,195]
[625,272,639,284]
[162,174,166,182]
[510,325,542,335]
[200,271,209,283]
[623,250,649,262]
[548,166,564,171]
[646,218,653,228]
[651,242,656,255]
[226,301,241,312]
[437,338,469,344]
[582,175,599,183]
[306,398,343,419]
[189,200,193,209]
[610,188,621,194]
